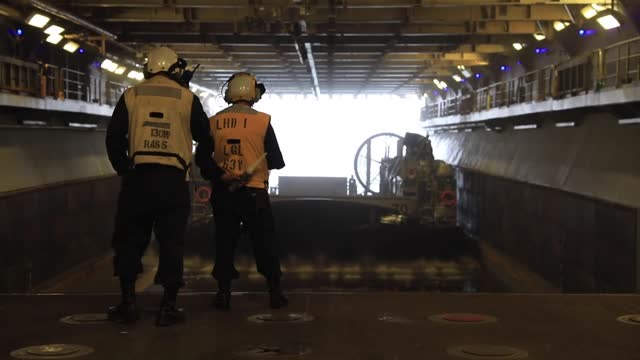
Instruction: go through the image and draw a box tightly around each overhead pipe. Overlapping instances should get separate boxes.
[305,42,321,97]
[292,20,321,97]
[0,3,22,19]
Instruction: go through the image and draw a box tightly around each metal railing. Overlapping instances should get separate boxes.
[0,56,127,107]
[61,68,85,101]
[0,56,40,97]
[423,36,640,120]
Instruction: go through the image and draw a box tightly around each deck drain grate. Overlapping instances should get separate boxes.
[377,313,412,323]
[11,344,94,359]
[430,313,497,324]
[235,344,311,357]
[617,314,640,325]
[60,313,108,324]
[248,313,314,323]
[447,345,528,359]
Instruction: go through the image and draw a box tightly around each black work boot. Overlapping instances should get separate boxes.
[214,280,231,310]
[268,278,288,309]
[156,287,185,327]
[107,280,139,324]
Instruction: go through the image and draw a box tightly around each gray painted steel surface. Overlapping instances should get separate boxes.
[278,176,348,197]
[431,112,640,209]
[0,93,115,117]
[0,127,115,194]
[456,169,637,292]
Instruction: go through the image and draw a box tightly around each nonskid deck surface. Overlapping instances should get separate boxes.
[181,254,485,293]
[2,292,639,360]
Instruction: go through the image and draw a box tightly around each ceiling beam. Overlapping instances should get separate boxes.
[64,0,607,8]
[90,5,574,23]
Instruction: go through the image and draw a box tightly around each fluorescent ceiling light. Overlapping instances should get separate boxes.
[618,118,640,125]
[101,59,119,72]
[514,124,538,130]
[45,34,63,44]
[553,21,570,32]
[533,33,546,41]
[452,75,462,82]
[44,25,65,35]
[596,14,621,30]
[457,65,466,71]
[26,13,50,28]
[22,120,47,126]
[101,59,113,70]
[512,43,524,51]
[63,41,79,53]
[114,66,127,75]
[461,69,472,78]
[581,5,598,19]
[433,79,447,89]
[555,121,576,127]
[127,71,144,81]
[69,122,98,128]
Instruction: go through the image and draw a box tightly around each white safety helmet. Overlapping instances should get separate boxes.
[144,46,180,75]
[224,72,265,104]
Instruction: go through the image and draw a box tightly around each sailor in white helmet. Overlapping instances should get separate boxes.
[105,46,217,326]
[208,72,287,310]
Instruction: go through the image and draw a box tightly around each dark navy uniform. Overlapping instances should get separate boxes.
[207,103,286,309]
[106,73,217,324]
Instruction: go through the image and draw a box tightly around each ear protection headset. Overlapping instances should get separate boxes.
[222,72,267,104]
[143,58,188,80]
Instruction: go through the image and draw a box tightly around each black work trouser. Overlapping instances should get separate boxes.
[112,165,190,289]
[210,185,282,284]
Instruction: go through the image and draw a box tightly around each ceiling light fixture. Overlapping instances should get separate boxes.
[63,41,79,53]
[553,21,571,32]
[533,33,546,41]
[100,59,119,72]
[26,13,50,28]
[44,25,65,35]
[596,14,621,30]
[45,34,63,44]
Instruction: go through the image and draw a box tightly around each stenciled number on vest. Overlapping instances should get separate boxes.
[222,139,244,172]
[144,127,171,150]
[142,119,172,151]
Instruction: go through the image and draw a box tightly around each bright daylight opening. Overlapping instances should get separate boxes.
[207,94,425,187]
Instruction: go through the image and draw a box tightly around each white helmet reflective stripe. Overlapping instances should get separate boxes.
[146,47,179,74]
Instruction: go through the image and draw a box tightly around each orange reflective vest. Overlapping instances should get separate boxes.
[209,104,270,189]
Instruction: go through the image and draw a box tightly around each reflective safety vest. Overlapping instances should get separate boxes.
[124,75,193,173]
[209,104,270,189]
